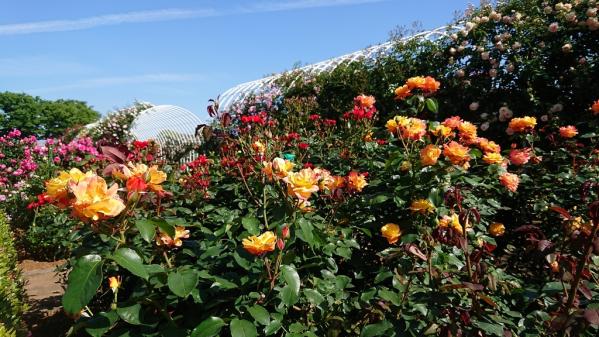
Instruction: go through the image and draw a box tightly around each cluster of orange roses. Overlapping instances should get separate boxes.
[394,76,441,100]
[262,157,367,211]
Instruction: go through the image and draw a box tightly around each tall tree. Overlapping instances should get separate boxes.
[0,92,100,138]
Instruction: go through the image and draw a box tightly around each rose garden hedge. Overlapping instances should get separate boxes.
[1,0,599,336]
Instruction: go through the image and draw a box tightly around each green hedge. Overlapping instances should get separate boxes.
[0,212,27,336]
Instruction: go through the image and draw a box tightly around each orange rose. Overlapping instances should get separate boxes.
[592,100,599,115]
[438,214,463,235]
[347,171,368,192]
[499,172,520,192]
[420,144,442,166]
[458,121,478,142]
[410,199,436,214]
[422,76,441,93]
[478,138,501,153]
[108,276,121,292]
[406,76,426,89]
[242,231,277,256]
[442,116,463,129]
[356,94,376,109]
[508,117,537,133]
[381,223,402,244]
[443,141,471,166]
[430,124,453,138]
[70,175,126,221]
[394,85,412,100]
[559,125,578,138]
[400,118,427,140]
[509,148,532,166]
[489,222,505,237]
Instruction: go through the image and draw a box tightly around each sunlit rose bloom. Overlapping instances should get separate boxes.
[406,76,426,89]
[394,85,412,100]
[438,214,463,235]
[478,138,501,153]
[147,166,167,192]
[443,141,471,166]
[422,76,441,93]
[328,175,346,191]
[420,144,441,166]
[252,141,266,153]
[314,168,334,191]
[108,276,121,292]
[430,124,453,138]
[242,231,277,255]
[410,199,436,214]
[113,163,148,181]
[45,168,90,203]
[509,148,532,166]
[272,158,294,179]
[381,223,401,244]
[559,125,578,138]
[458,121,478,142]
[499,172,519,192]
[156,226,190,248]
[483,152,504,165]
[442,116,463,129]
[489,222,505,237]
[356,94,376,108]
[70,175,126,221]
[400,118,427,140]
[126,176,147,193]
[386,118,399,133]
[592,100,599,115]
[508,117,537,133]
[284,168,320,200]
[347,171,368,192]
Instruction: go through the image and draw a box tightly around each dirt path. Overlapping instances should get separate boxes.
[19,260,71,337]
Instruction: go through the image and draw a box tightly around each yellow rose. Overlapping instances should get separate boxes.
[483,152,503,165]
[272,158,294,179]
[410,199,436,214]
[381,223,401,244]
[284,168,320,200]
[156,226,190,248]
[489,222,505,237]
[438,214,463,235]
[108,276,121,292]
[45,168,93,204]
[347,171,368,192]
[70,175,126,221]
[242,231,277,255]
[147,165,167,192]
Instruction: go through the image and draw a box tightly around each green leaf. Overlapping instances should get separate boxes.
[264,320,282,336]
[280,285,298,306]
[248,305,270,325]
[230,319,257,337]
[241,216,261,235]
[360,320,393,337]
[281,265,300,294]
[304,289,325,306]
[473,322,504,336]
[379,289,401,306]
[191,317,226,337]
[117,304,141,325]
[111,248,149,280]
[425,98,438,113]
[297,219,314,246]
[370,194,389,205]
[135,219,156,243]
[62,254,103,315]
[84,311,119,337]
[168,269,199,298]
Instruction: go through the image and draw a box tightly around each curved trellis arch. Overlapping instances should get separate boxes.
[218,25,455,112]
[130,105,204,162]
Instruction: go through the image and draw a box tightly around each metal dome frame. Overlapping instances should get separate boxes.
[130,105,203,158]
[218,25,454,112]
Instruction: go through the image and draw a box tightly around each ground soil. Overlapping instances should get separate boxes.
[19,259,71,337]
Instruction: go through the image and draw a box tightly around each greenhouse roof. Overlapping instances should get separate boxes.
[218,25,452,112]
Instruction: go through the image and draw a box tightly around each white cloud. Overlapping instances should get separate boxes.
[28,73,202,93]
[0,0,386,36]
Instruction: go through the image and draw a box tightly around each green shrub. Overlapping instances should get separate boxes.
[0,212,27,335]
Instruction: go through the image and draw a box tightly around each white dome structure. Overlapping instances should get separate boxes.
[130,105,202,144]
[217,25,454,112]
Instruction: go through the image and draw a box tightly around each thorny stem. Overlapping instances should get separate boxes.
[560,218,599,335]
[237,165,261,206]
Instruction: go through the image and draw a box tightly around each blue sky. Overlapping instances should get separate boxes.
[0,0,472,120]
